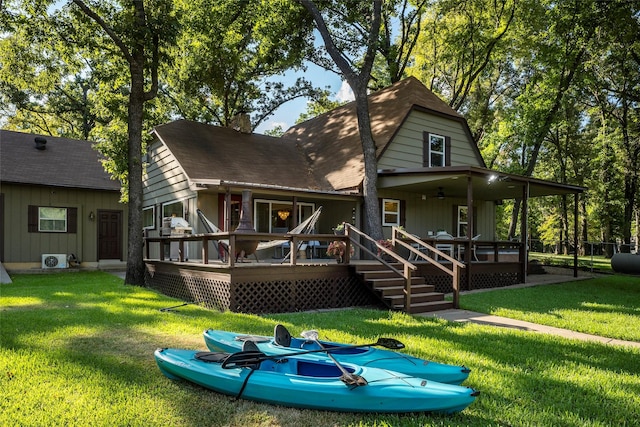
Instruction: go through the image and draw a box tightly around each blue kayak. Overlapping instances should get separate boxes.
[203,325,471,385]
[154,348,479,413]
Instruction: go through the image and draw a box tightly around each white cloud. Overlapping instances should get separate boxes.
[335,81,355,103]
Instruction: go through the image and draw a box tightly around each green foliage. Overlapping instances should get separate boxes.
[164,0,321,129]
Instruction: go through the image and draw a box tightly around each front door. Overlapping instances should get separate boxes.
[98,210,122,260]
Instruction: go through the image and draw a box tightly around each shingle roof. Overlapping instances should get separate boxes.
[282,76,465,190]
[0,130,121,191]
[151,120,329,191]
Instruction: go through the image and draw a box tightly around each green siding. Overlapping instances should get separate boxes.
[379,110,482,169]
[1,184,126,265]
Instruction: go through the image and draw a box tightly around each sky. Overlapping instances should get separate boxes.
[254,64,355,134]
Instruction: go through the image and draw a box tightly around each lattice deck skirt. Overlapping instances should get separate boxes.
[145,262,379,314]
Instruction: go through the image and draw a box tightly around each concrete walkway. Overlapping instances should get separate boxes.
[423,269,640,349]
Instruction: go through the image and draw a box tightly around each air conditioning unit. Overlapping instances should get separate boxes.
[42,254,68,269]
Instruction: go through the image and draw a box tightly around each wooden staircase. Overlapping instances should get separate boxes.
[353,263,453,314]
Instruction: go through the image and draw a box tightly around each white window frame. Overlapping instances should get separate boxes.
[457,205,468,237]
[162,200,185,219]
[142,205,156,229]
[382,198,400,227]
[428,133,446,167]
[38,207,67,232]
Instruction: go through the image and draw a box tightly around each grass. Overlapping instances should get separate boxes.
[459,275,640,342]
[529,252,614,272]
[1,271,639,426]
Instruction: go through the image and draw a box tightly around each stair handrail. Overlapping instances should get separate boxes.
[392,227,465,309]
[344,223,417,309]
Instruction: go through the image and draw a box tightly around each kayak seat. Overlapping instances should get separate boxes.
[242,340,261,352]
[274,324,291,347]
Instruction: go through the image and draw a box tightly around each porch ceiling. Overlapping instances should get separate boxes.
[377,166,586,201]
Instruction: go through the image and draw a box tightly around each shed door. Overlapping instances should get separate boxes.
[98,210,122,260]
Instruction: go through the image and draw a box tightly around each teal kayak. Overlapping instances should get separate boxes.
[154,348,479,413]
[203,326,471,385]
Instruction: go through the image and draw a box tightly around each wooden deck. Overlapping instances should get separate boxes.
[143,229,525,314]
[144,257,522,314]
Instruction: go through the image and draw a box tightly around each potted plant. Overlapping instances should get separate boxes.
[333,223,345,235]
[377,239,394,258]
[326,240,354,262]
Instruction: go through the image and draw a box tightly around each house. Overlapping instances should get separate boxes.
[142,77,584,313]
[0,130,128,273]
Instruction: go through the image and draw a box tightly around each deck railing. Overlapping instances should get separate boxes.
[391,228,465,308]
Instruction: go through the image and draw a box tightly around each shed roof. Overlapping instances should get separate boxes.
[0,130,120,191]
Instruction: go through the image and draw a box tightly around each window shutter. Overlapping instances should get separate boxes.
[28,205,38,232]
[67,208,77,233]
[422,132,429,167]
[445,136,451,166]
[400,200,406,227]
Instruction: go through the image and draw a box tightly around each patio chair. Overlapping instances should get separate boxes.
[196,209,230,261]
[435,232,454,261]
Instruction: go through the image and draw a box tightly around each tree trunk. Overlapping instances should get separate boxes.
[124,59,146,286]
[353,85,383,241]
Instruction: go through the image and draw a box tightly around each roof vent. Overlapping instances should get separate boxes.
[34,137,47,150]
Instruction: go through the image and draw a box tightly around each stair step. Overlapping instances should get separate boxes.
[374,284,435,296]
[366,277,425,287]
[359,270,405,280]
[385,291,448,305]
[403,300,454,313]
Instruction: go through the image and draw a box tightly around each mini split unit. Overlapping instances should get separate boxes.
[41,254,67,269]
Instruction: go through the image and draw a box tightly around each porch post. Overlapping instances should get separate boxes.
[224,188,232,231]
[466,175,473,292]
[521,182,529,282]
[574,192,579,278]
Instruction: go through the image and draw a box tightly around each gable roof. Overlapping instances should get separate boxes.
[0,130,120,191]
[282,76,481,191]
[150,120,331,192]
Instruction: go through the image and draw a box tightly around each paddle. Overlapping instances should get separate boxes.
[221,336,405,370]
[301,330,367,386]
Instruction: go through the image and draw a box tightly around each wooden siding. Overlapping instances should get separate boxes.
[143,141,195,206]
[378,189,494,240]
[1,183,126,265]
[378,110,482,169]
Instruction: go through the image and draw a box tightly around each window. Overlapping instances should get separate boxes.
[423,132,450,167]
[428,134,445,167]
[162,200,184,219]
[143,206,155,229]
[39,207,67,232]
[254,199,315,233]
[382,199,400,226]
[28,205,77,233]
[457,206,468,237]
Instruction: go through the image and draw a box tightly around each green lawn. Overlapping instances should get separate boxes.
[1,271,639,426]
[529,251,614,272]
[459,275,640,342]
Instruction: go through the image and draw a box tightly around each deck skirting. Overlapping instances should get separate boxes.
[145,261,380,314]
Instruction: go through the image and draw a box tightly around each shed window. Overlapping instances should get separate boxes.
[382,199,400,226]
[28,205,77,233]
[39,207,67,232]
